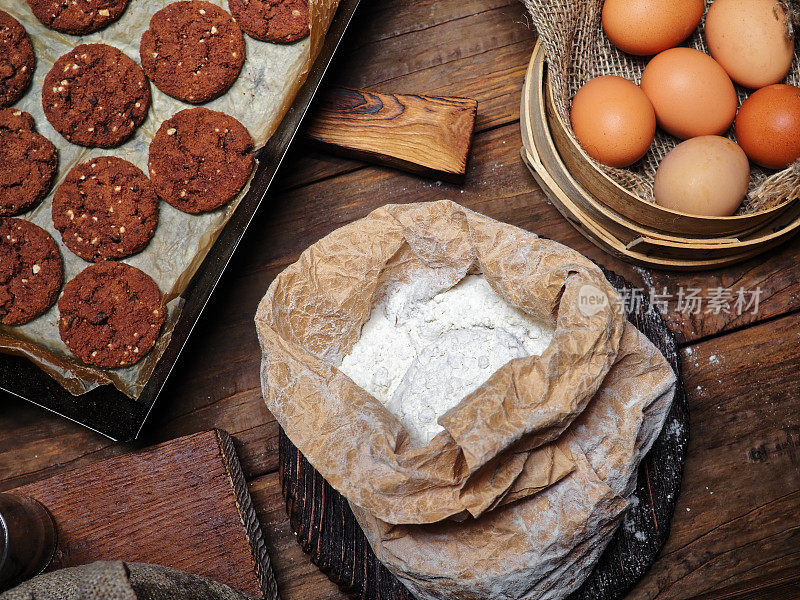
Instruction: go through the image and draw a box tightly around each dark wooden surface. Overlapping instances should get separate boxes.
[305,87,477,182]
[280,267,690,600]
[10,430,275,599]
[1,1,799,599]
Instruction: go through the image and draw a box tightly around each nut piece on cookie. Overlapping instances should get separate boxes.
[26,0,128,35]
[53,156,159,262]
[0,108,58,216]
[58,261,165,368]
[0,217,63,325]
[0,10,35,108]
[140,0,246,104]
[228,0,309,44]
[148,107,254,214]
[42,43,150,148]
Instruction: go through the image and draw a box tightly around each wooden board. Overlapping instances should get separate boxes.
[11,430,277,600]
[305,87,477,183]
[278,266,690,600]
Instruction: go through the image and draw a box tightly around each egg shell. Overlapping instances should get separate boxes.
[736,84,800,170]
[654,136,750,217]
[705,0,795,90]
[570,75,656,168]
[641,47,738,140]
[602,0,705,56]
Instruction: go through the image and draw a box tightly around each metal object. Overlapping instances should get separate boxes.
[0,0,363,441]
[0,494,57,592]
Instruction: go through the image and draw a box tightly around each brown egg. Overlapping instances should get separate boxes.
[641,47,738,139]
[736,84,800,170]
[705,0,795,89]
[570,75,656,168]
[602,0,705,56]
[654,136,750,216]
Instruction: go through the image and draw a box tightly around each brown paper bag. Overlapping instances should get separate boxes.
[353,325,675,600]
[256,200,630,525]
[255,200,675,598]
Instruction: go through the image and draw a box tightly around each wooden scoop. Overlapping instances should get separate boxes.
[304,87,478,183]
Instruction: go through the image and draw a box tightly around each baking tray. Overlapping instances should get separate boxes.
[0,0,362,442]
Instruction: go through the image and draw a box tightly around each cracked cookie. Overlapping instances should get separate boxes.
[43,43,150,148]
[148,107,253,213]
[0,217,63,325]
[53,156,159,261]
[0,108,58,216]
[0,10,35,107]
[26,0,128,35]
[58,261,165,368]
[228,0,309,44]
[140,1,245,104]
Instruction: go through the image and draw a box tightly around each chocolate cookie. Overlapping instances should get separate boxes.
[53,156,159,261]
[148,107,253,213]
[58,261,165,368]
[0,108,58,216]
[42,44,150,148]
[0,106,34,130]
[0,11,35,107]
[26,0,128,35]
[0,217,63,325]
[228,0,309,44]
[140,1,245,104]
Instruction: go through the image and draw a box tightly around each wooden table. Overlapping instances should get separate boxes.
[2,2,799,599]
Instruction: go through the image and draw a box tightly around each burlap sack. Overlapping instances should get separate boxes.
[255,201,676,597]
[523,0,800,214]
[0,562,258,600]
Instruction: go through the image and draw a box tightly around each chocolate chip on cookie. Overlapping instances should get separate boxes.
[53,156,159,262]
[228,0,309,44]
[43,43,150,148]
[141,1,245,104]
[26,0,128,35]
[0,217,63,325]
[0,11,35,108]
[58,261,165,368]
[148,107,253,213]
[0,108,58,216]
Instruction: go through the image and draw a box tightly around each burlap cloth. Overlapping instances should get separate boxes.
[522,0,800,214]
[0,562,260,600]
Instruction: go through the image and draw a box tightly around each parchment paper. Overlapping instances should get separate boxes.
[0,0,339,398]
[254,200,676,598]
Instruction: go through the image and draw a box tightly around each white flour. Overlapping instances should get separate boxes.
[339,275,555,447]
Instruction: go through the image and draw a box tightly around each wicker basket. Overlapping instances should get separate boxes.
[521,41,800,271]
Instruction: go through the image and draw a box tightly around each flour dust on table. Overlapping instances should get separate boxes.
[339,274,555,447]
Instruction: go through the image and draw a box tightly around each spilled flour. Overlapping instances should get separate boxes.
[339,275,555,447]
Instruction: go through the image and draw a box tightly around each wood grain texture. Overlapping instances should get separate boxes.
[1,1,800,598]
[11,430,275,599]
[306,88,477,182]
[278,267,689,600]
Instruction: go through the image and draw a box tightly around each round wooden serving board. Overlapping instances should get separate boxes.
[279,266,689,600]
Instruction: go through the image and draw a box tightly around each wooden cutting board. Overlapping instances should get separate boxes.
[279,266,690,600]
[11,430,276,600]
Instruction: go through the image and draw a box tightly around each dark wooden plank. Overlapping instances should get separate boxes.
[629,312,800,599]
[249,473,348,600]
[305,88,477,182]
[277,267,689,600]
[690,568,800,600]
[11,430,275,599]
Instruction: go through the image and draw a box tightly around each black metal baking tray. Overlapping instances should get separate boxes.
[0,0,362,442]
